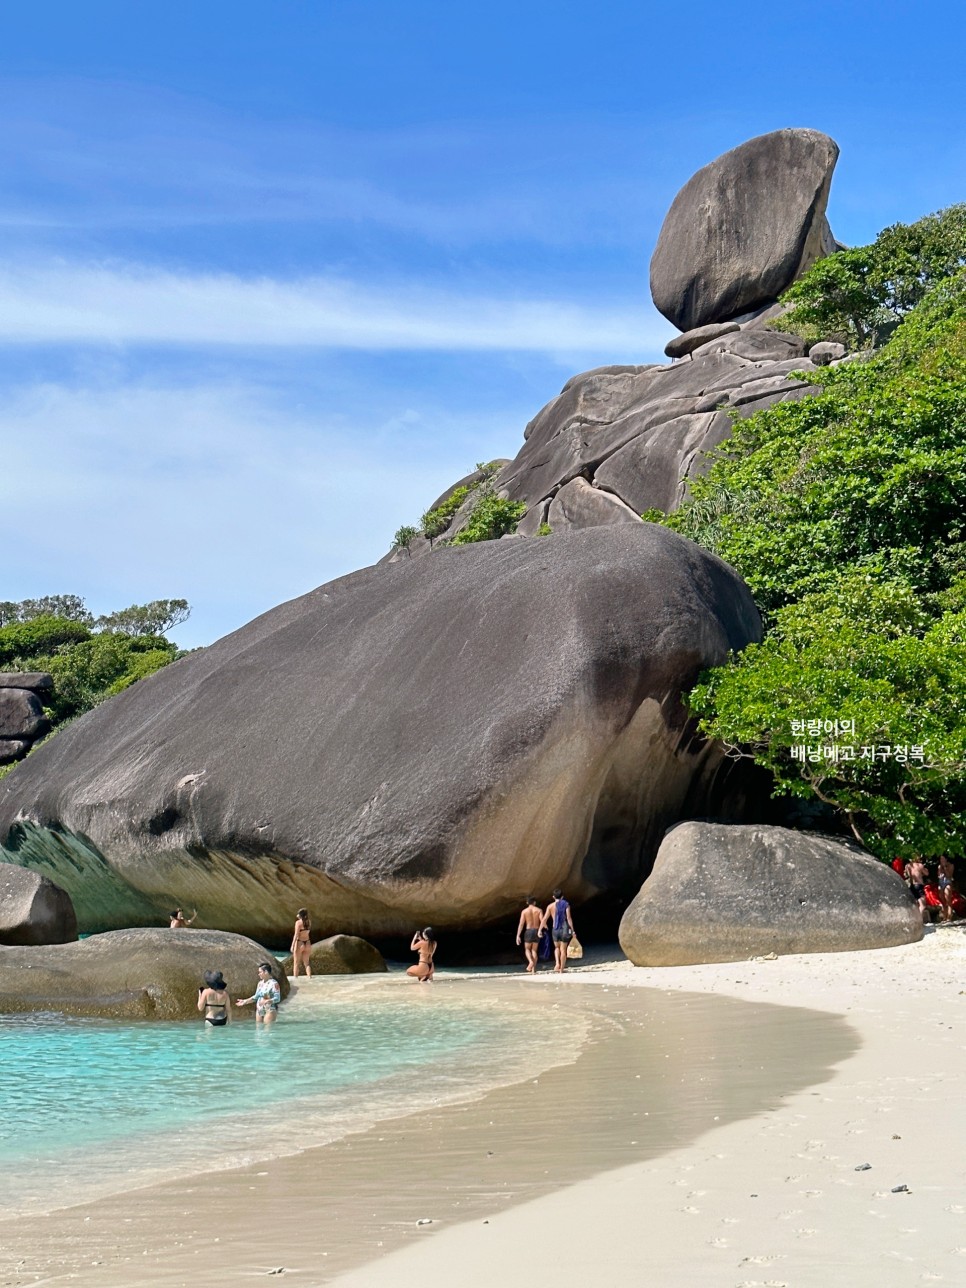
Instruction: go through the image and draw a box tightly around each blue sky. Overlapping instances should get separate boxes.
[3,1,966,647]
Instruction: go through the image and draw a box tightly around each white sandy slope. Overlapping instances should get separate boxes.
[328,926,966,1288]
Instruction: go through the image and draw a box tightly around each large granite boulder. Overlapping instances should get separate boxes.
[0,862,77,945]
[0,928,288,1019]
[0,525,760,941]
[650,129,840,332]
[619,823,923,966]
[0,673,53,763]
[281,933,387,976]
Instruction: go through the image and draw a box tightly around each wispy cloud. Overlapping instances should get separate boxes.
[0,375,521,647]
[0,260,668,354]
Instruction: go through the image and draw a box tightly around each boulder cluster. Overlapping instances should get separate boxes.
[0,127,916,963]
[0,672,52,765]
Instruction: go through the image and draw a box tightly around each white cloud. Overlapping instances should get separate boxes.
[0,376,528,648]
[0,260,669,355]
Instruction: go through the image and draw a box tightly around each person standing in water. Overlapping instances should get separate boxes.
[169,907,197,928]
[236,963,281,1024]
[290,908,312,977]
[541,890,575,973]
[197,970,231,1026]
[516,897,545,973]
[407,928,436,982]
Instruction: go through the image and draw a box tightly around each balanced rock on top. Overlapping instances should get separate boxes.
[650,128,840,333]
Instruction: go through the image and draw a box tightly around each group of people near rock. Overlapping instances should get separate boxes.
[894,855,963,923]
[183,890,581,1027]
[515,890,578,973]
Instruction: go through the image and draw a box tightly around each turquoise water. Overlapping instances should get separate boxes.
[2,984,583,1216]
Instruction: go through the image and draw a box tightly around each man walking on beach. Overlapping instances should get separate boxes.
[516,896,545,973]
[904,857,929,922]
[541,889,575,974]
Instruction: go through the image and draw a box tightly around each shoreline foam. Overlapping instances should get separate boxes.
[0,969,855,1286]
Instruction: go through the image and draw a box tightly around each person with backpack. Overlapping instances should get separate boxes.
[541,889,575,973]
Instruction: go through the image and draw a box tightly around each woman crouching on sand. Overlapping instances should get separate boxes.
[291,908,312,977]
[407,928,436,982]
[197,970,231,1026]
[235,962,281,1023]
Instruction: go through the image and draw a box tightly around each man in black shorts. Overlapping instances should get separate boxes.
[516,896,545,973]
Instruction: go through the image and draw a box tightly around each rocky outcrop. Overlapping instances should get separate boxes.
[281,934,387,975]
[650,129,840,332]
[387,340,822,556]
[618,823,923,966]
[0,862,77,945]
[0,928,288,1019]
[0,525,761,941]
[0,673,52,764]
[380,132,843,557]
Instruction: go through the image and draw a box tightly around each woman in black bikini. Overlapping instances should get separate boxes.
[407,928,436,982]
[291,908,312,977]
[197,970,231,1026]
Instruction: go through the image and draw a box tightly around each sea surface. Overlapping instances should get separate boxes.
[2,979,587,1217]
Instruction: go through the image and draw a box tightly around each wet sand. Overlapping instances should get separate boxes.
[0,971,854,1286]
[1,928,962,1287]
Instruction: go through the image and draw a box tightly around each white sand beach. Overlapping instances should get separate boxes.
[330,927,966,1288]
[1,926,962,1288]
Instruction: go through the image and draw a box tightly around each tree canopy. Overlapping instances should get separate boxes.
[0,595,190,751]
[649,219,966,858]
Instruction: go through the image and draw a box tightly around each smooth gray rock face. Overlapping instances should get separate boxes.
[0,526,761,940]
[0,739,30,765]
[281,933,387,976]
[0,928,288,1019]
[0,672,53,693]
[692,329,808,363]
[0,689,49,740]
[546,477,644,531]
[618,823,923,966]
[665,322,739,359]
[594,412,733,514]
[0,862,77,945]
[650,129,840,331]
[808,341,848,366]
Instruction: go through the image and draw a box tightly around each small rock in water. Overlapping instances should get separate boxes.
[854,1163,872,1171]
[417,1218,433,1225]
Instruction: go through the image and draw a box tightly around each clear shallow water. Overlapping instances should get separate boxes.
[1,983,586,1216]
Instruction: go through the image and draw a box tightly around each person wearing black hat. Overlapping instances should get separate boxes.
[197,970,231,1026]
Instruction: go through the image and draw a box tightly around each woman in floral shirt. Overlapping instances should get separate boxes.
[235,962,281,1024]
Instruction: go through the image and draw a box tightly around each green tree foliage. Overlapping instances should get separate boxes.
[392,524,419,553]
[0,595,93,626]
[780,203,966,349]
[40,635,179,723]
[450,494,526,545]
[650,253,966,855]
[0,616,92,666]
[420,485,470,542]
[95,599,190,636]
[689,575,966,856]
[0,595,190,758]
[400,461,524,548]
